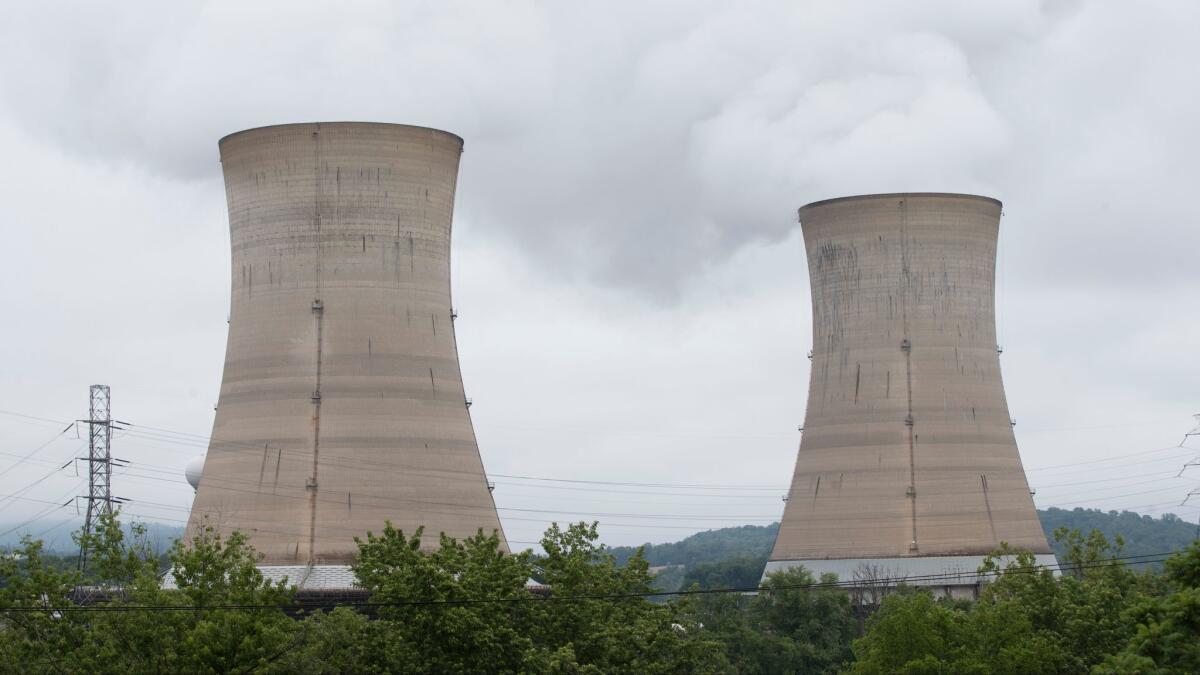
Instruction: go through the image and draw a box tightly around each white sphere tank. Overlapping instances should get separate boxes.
[185,456,205,491]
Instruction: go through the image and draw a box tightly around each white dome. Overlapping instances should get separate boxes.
[185,456,205,491]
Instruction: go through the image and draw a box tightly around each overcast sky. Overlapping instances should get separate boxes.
[1,0,1198,550]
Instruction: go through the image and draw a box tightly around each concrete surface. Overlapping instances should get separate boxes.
[768,193,1052,583]
[185,122,506,564]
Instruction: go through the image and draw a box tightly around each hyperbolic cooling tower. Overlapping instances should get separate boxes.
[185,122,506,565]
[766,193,1053,592]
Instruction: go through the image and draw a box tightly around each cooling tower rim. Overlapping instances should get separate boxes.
[218,122,464,148]
[799,192,1002,217]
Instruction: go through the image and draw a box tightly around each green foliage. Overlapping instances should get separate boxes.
[850,529,1168,674]
[688,565,855,674]
[680,556,766,591]
[0,512,298,673]
[850,589,970,674]
[648,564,687,594]
[1096,540,1200,674]
[4,513,1197,673]
[850,579,1073,674]
[0,535,85,673]
[339,523,533,672]
[519,521,727,672]
[277,521,727,673]
[1163,539,1200,588]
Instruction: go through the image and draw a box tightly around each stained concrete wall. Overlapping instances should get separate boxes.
[185,122,506,564]
[770,193,1050,565]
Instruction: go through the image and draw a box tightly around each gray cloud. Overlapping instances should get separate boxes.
[11,1,1191,296]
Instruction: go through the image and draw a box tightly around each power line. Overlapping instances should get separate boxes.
[2,484,1193,556]
[0,454,79,514]
[5,407,1196,495]
[0,480,86,540]
[115,458,1197,516]
[0,421,74,475]
[8,408,1191,485]
[105,426,1200,497]
[5,409,1198,537]
[1026,444,1194,473]
[6,450,1186,539]
[5,453,1194,544]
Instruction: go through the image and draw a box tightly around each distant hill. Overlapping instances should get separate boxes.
[606,523,779,568]
[604,508,1199,592]
[6,507,1195,586]
[605,524,779,593]
[0,518,185,555]
[1039,507,1198,567]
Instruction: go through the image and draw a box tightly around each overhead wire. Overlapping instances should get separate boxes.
[0,480,87,540]
[108,426,1200,499]
[115,458,1189,514]
[0,440,90,514]
[0,421,75,474]
[5,410,1198,541]
[6,407,1197,497]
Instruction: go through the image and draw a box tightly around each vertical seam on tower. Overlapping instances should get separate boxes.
[308,124,324,565]
[900,198,919,553]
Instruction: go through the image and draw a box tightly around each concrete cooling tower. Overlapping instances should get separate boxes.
[766,193,1053,597]
[185,122,506,567]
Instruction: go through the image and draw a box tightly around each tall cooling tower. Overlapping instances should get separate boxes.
[185,122,506,566]
[766,193,1053,594]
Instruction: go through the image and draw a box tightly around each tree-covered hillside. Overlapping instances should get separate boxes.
[1040,507,1198,567]
[606,523,778,568]
[606,509,1198,592]
[0,519,184,554]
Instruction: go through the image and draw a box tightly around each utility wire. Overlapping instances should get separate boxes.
[0,480,86,540]
[106,427,1200,497]
[0,421,74,474]
[0,442,89,514]
[5,410,1198,536]
[8,408,1195,489]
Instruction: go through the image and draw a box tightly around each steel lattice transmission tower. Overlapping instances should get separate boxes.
[78,384,115,570]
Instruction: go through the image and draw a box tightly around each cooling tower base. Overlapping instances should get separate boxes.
[258,565,358,590]
[762,554,1059,602]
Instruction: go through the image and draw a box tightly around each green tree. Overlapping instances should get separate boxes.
[277,521,726,674]
[680,556,766,591]
[752,567,854,672]
[344,524,533,673]
[688,565,854,674]
[521,522,726,673]
[849,588,968,674]
[0,535,87,673]
[851,531,1153,674]
[972,532,1144,671]
[0,513,299,674]
[1095,540,1200,674]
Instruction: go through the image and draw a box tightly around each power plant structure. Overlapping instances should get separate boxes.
[185,122,506,577]
[766,193,1054,598]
